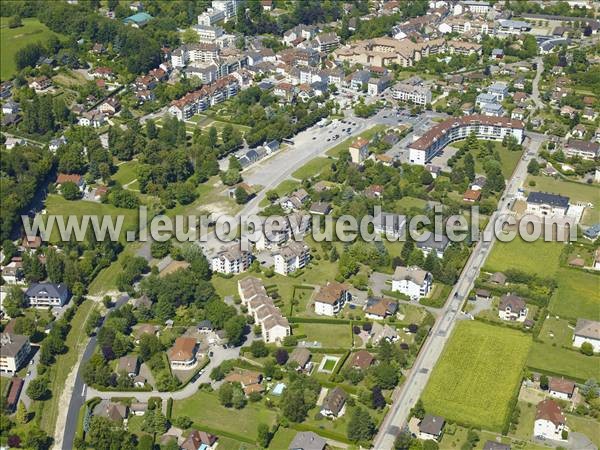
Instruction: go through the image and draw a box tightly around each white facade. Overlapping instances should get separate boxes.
[391,267,432,300]
[391,83,431,106]
[211,247,251,274]
[534,419,567,441]
[573,334,600,352]
[314,301,335,316]
[273,242,310,276]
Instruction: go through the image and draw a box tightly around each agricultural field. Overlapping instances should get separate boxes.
[0,17,64,80]
[526,341,600,382]
[547,268,600,321]
[421,321,531,431]
[172,390,278,442]
[485,238,564,277]
[526,175,600,226]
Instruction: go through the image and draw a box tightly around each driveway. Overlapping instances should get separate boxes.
[370,271,392,296]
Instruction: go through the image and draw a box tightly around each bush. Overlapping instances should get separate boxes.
[61,181,82,200]
[580,342,594,356]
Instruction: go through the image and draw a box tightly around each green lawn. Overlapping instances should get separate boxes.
[39,300,96,435]
[294,322,352,348]
[269,179,302,199]
[325,125,387,157]
[485,238,564,276]
[88,242,142,294]
[291,157,333,179]
[526,176,600,226]
[538,317,573,347]
[566,414,600,447]
[172,391,278,442]
[112,161,139,188]
[548,268,600,321]
[526,341,600,382]
[0,18,64,80]
[45,194,139,245]
[394,196,428,213]
[510,401,536,441]
[268,427,297,449]
[421,321,531,431]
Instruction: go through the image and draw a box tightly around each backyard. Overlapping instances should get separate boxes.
[526,341,600,382]
[171,390,278,442]
[421,321,531,431]
[294,322,352,348]
[548,268,600,321]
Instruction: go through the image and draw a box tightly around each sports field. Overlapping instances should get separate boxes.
[1,18,63,80]
[548,268,600,321]
[421,321,531,431]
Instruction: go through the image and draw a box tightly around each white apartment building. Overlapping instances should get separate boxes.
[391,82,432,106]
[211,244,251,274]
[25,283,70,307]
[391,266,432,300]
[525,192,569,217]
[197,7,225,26]
[314,282,351,316]
[0,334,30,375]
[408,115,524,165]
[273,241,310,276]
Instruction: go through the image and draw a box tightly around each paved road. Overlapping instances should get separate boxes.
[61,294,130,450]
[372,131,545,449]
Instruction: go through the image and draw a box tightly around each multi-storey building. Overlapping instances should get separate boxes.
[272,241,310,276]
[211,244,252,274]
[0,334,30,375]
[25,283,70,307]
[168,75,240,120]
[391,82,432,105]
[408,115,524,165]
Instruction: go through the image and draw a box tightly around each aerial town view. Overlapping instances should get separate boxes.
[0,0,599,450]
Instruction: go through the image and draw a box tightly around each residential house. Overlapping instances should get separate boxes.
[211,244,252,274]
[56,173,86,192]
[367,76,391,96]
[314,281,351,316]
[573,319,600,352]
[483,441,511,450]
[321,387,347,418]
[2,100,19,115]
[314,32,340,53]
[498,294,528,322]
[309,202,331,216]
[28,76,52,91]
[564,139,599,160]
[548,378,576,401]
[130,402,148,416]
[392,266,432,300]
[238,276,268,304]
[364,185,384,199]
[364,298,398,320]
[463,189,481,203]
[373,211,406,239]
[90,67,114,79]
[289,348,312,372]
[93,400,128,423]
[167,337,198,370]
[583,108,598,122]
[488,82,509,101]
[288,431,326,450]
[391,82,431,106]
[349,137,369,164]
[181,430,218,450]
[224,369,264,396]
[511,108,526,121]
[98,97,121,115]
[533,399,567,441]
[419,414,445,441]
[370,322,399,344]
[123,11,153,27]
[21,235,42,251]
[416,234,450,258]
[1,260,23,285]
[349,350,375,370]
[25,283,70,307]
[0,334,30,375]
[489,272,507,285]
[273,241,310,275]
[117,355,139,377]
[78,110,106,128]
[526,192,569,216]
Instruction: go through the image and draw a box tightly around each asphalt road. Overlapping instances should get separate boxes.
[371,132,545,449]
[61,294,129,450]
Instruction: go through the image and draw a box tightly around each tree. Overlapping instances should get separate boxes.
[22,426,51,450]
[540,374,549,390]
[219,383,234,407]
[274,348,288,365]
[527,159,540,175]
[8,15,22,28]
[235,186,250,204]
[371,363,399,389]
[463,153,475,182]
[16,401,29,424]
[232,384,247,409]
[151,240,172,258]
[250,340,269,357]
[394,432,414,450]
[580,342,594,356]
[142,408,169,435]
[26,377,50,400]
[258,423,272,447]
[172,416,193,429]
[224,315,246,346]
[372,386,386,409]
[61,181,82,200]
[347,407,375,442]
[410,399,426,419]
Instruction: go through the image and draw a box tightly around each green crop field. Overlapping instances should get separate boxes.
[1,18,63,80]
[421,321,531,431]
[172,390,277,442]
[548,268,600,321]
[485,238,564,276]
[526,342,600,382]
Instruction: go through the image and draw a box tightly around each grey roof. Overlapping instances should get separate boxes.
[198,319,213,329]
[322,387,347,416]
[419,414,445,436]
[499,294,526,313]
[574,319,600,340]
[25,283,69,299]
[416,234,450,251]
[393,266,429,285]
[117,355,139,374]
[483,441,511,450]
[289,431,326,450]
[290,347,311,368]
[526,191,570,208]
[0,334,29,358]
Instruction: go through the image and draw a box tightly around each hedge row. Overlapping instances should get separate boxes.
[166,397,173,420]
[191,423,256,444]
[288,317,352,324]
[290,423,353,445]
[329,350,351,381]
